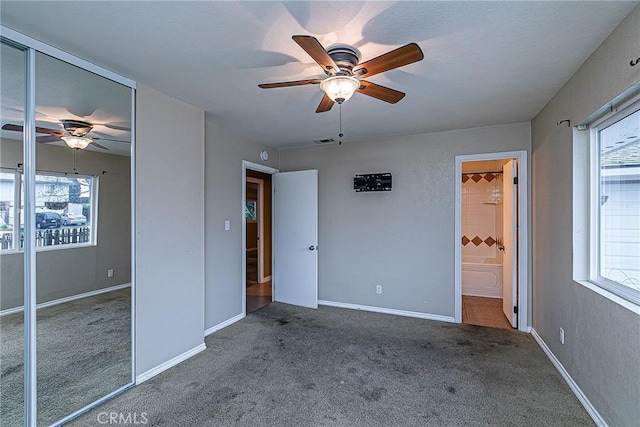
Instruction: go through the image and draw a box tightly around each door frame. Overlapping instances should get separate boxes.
[454,151,529,331]
[242,161,278,316]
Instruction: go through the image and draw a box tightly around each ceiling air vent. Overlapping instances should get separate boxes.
[312,138,336,145]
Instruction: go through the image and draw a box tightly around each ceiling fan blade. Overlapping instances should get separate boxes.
[97,123,131,131]
[89,141,109,150]
[36,135,63,144]
[315,94,335,113]
[353,43,424,78]
[92,136,130,143]
[1,123,24,132]
[292,35,339,74]
[259,79,321,89]
[2,123,64,136]
[357,80,406,104]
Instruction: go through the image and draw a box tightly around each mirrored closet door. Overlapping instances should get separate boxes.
[0,38,27,427]
[0,31,135,427]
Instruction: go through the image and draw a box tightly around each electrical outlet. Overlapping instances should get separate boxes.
[107,269,114,278]
[559,328,565,345]
[376,285,382,295]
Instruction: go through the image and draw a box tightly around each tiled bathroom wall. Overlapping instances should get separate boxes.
[462,172,503,261]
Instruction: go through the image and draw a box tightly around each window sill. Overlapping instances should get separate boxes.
[0,242,96,255]
[574,280,640,315]
[36,242,96,253]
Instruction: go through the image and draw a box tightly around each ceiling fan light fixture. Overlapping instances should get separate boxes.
[61,135,92,149]
[320,75,360,104]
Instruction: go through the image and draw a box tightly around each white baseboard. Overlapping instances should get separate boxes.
[136,343,207,385]
[0,283,131,317]
[318,300,456,323]
[530,328,606,427]
[205,313,245,337]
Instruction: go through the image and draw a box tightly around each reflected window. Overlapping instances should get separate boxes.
[0,169,97,251]
[0,171,17,250]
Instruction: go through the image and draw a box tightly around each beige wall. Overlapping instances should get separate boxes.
[0,137,131,310]
[135,85,205,375]
[531,5,640,425]
[280,122,530,317]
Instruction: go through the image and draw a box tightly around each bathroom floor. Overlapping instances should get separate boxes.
[463,295,513,329]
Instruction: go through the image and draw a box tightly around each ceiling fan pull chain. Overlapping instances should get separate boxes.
[338,104,343,145]
[73,148,78,172]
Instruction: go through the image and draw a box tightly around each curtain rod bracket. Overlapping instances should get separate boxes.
[556,120,571,127]
[631,57,640,67]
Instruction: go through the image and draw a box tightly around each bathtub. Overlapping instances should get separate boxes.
[462,257,503,298]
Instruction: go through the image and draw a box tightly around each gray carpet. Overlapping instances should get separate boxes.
[0,288,131,427]
[69,303,592,427]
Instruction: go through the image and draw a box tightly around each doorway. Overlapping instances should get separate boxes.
[241,161,319,316]
[245,170,273,313]
[454,151,529,331]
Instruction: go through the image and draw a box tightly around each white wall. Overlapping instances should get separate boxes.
[135,85,205,375]
[531,5,640,425]
[204,119,278,330]
[280,122,530,317]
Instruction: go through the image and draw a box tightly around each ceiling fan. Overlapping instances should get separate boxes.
[1,119,129,150]
[258,35,424,113]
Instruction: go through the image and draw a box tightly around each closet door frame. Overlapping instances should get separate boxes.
[0,26,137,426]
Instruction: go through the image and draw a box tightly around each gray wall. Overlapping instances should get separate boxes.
[0,137,131,310]
[204,119,278,330]
[280,122,530,317]
[135,85,205,375]
[531,5,640,426]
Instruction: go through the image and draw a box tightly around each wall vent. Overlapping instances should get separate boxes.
[312,138,336,145]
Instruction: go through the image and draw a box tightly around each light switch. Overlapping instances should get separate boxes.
[224,220,230,231]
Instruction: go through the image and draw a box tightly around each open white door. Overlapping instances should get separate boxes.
[502,160,518,327]
[273,170,318,308]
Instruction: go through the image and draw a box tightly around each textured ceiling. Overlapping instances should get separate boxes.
[1,44,133,155]
[1,1,637,149]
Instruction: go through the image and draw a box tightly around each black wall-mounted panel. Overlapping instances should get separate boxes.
[354,173,392,192]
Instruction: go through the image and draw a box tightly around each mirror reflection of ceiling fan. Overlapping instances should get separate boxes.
[258,35,424,113]
[1,119,130,150]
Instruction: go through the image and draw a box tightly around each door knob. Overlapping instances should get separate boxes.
[309,245,316,251]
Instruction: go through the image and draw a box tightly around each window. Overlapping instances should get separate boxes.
[590,100,640,305]
[0,171,18,251]
[0,169,97,252]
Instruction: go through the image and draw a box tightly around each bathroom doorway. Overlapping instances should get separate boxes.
[454,152,529,331]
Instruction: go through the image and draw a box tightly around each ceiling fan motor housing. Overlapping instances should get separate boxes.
[62,119,93,137]
[326,44,361,74]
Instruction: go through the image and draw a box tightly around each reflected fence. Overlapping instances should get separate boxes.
[0,226,91,250]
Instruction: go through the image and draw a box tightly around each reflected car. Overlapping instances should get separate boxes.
[0,217,12,231]
[35,212,61,229]
[60,212,87,226]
